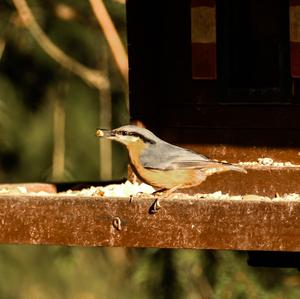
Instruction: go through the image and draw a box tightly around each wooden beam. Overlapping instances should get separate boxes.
[1,194,300,251]
[184,167,300,196]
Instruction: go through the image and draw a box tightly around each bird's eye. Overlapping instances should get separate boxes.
[117,131,140,138]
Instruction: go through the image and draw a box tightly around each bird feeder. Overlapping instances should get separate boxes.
[1,0,300,263]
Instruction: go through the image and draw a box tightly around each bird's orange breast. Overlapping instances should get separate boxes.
[126,141,207,189]
[139,168,207,189]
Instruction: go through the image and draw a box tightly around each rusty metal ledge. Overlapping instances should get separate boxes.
[0,194,299,251]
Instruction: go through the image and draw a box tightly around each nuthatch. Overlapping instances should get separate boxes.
[96,125,246,196]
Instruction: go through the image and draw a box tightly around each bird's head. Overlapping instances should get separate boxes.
[96,125,158,146]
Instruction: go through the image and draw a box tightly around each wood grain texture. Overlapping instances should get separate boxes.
[1,195,300,251]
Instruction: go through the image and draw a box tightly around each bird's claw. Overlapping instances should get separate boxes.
[149,198,161,214]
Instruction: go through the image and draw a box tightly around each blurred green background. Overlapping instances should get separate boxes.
[1,1,300,298]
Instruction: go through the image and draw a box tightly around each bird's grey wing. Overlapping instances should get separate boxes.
[140,142,219,170]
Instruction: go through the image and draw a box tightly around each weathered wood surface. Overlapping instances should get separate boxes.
[129,165,300,197]
[1,194,300,251]
[182,167,300,196]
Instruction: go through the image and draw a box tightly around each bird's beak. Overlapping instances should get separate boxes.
[95,129,115,139]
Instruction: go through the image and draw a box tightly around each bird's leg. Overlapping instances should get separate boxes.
[160,185,182,198]
[149,185,182,214]
[152,188,167,196]
[148,189,165,213]
[149,198,161,214]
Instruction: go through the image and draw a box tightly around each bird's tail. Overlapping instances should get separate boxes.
[221,162,247,174]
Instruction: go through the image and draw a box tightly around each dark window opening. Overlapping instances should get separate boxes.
[216,0,291,103]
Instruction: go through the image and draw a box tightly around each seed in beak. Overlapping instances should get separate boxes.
[96,129,104,137]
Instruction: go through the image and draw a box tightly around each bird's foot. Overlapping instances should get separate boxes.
[148,185,182,214]
[149,198,161,214]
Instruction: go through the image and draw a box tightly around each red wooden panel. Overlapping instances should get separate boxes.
[191,0,216,79]
[192,43,216,79]
[290,1,300,78]
[291,43,300,78]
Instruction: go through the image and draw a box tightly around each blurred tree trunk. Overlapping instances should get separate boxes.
[52,90,65,181]
[99,46,112,180]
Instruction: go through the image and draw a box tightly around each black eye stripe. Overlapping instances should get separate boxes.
[116,130,156,144]
[116,130,127,136]
[117,130,135,136]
